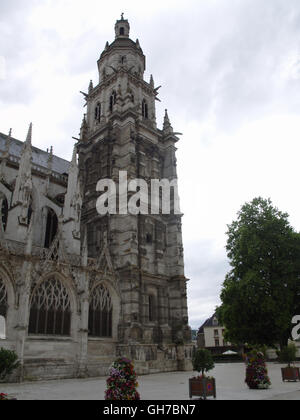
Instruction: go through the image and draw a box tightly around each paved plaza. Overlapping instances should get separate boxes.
[1,362,299,400]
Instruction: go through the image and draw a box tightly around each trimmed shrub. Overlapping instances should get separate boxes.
[0,348,20,381]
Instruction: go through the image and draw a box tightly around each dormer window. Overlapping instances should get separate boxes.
[142,99,148,119]
[95,102,101,122]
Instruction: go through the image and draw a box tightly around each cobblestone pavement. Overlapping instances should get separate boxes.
[1,362,299,400]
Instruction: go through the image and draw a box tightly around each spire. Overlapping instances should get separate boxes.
[25,122,32,146]
[88,79,93,93]
[71,143,77,168]
[80,114,88,142]
[150,74,154,88]
[163,109,173,133]
[63,144,82,224]
[136,38,141,49]
[47,146,53,169]
[12,123,33,224]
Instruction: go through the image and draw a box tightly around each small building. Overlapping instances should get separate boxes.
[197,313,238,355]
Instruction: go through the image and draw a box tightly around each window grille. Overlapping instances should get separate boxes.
[88,284,112,337]
[28,277,71,335]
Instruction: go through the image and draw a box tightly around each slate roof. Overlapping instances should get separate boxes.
[0,132,70,175]
[198,313,220,334]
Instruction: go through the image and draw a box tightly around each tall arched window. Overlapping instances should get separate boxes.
[0,315,5,339]
[0,279,7,319]
[142,99,148,119]
[0,279,7,339]
[109,91,117,113]
[28,276,71,336]
[95,102,101,122]
[27,196,33,226]
[1,197,8,232]
[89,284,112,337]
[44,208,58,248]
[148,295,156,322]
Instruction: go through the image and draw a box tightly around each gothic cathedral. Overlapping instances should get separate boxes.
[0,17,192,381]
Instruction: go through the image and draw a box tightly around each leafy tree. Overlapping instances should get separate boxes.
[277,343,298,367]
[217,197,300,349]
[192,349,214,377]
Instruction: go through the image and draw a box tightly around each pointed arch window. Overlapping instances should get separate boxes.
[1,197,8,232]
[95,102,101,122]
[0,279,7,339]
[27,196,33,226]
[89,284,112,337]
[0,278,7,318]
[0,315,5,339]
[44,208,58,249]
[28,276,71,336]
[142,99,149,119]
[148,295,156,322]
[109,91,117,113]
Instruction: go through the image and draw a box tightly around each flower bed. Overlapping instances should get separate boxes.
[0,393,17,400]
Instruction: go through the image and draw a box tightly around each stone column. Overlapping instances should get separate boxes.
[76,271,89,377]
[14,259,32,381]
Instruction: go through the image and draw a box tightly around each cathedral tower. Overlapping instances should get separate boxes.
[78,16,191,358]
[0,17,192,381]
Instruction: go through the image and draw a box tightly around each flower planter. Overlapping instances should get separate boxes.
[281,367,300,382]
[0,393,17,400]
[189,377,216,400]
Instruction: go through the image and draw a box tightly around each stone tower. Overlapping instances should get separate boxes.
[78,16,191,363]
[0,16,192,381]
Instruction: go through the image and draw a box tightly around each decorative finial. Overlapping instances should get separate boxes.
[25,123,33,145]
[163,109,173,132]
[8,128,12,137]
[121,12,124,20]
[150,74,154,88]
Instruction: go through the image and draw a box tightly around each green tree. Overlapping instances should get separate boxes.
[192,349,214,377]
[217,197,300,349]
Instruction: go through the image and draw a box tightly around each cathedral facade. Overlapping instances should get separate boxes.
[0,17,192,381]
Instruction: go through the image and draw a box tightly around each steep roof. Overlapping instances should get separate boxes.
[198,313,220,333]
[0,132,70,175]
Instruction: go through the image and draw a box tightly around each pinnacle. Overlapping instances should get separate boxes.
[25,122,32,145]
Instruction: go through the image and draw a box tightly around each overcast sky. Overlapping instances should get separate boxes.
[1,0,300,330]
